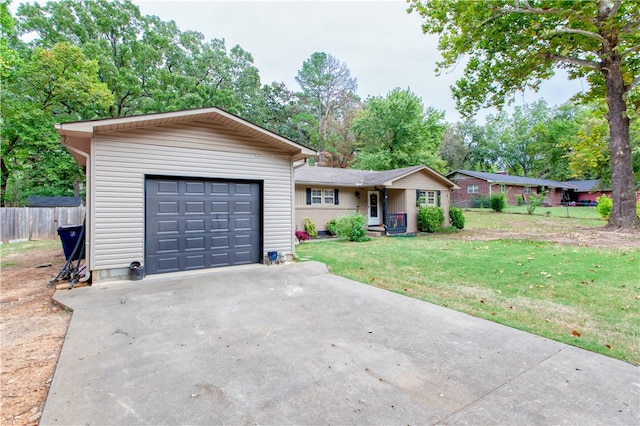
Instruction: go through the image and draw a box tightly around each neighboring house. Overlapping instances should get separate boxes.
[563,179,610,206]
[294,165,459,235]
[26,196,84,207]
[446,170,577,207]
[56,107,314,282]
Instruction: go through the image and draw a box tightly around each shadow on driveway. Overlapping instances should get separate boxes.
[42,261,639,425]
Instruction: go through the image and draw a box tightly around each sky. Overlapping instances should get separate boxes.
[133,0,587,123]
[15,0,588,123]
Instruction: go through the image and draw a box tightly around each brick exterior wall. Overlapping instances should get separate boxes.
[450,175,565,207]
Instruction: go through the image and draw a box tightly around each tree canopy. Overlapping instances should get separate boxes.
[409,0,640,229]
[352,88,446,171]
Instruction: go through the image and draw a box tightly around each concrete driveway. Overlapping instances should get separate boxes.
[42,261,638,425]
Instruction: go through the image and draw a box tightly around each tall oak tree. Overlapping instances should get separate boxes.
[409,0,639,229]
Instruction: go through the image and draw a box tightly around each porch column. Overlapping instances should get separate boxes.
[382,188,387,227]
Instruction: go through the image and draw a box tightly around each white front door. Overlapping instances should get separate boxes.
[367,191,381,226]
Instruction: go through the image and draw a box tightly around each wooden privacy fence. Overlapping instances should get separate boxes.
[1,207,86,243]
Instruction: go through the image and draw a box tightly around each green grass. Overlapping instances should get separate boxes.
[297,234,640,365]
[0,240,59,268]
[469,205,603,219]
[463,208,605,230]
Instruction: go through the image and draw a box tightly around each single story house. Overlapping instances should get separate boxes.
[563,179,609,206]
[446,170,577,207]
[56,107,314,282]
[294,165,459,235]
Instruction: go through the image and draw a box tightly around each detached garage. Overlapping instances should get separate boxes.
[56,107,314,282]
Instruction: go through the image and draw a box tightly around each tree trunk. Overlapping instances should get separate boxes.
[603,56,639,230]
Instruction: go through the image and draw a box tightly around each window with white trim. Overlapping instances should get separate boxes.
[309,188,338,205]
[323,189,335,205]
[500,184,506,193]
[311,189,322,205]
[523,187,532,194]
[467,185,479,194]
[418,190,438,207]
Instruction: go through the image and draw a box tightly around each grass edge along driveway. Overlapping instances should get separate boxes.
[296,237,640,365]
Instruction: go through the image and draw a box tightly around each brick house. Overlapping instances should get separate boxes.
[446,170,576,208]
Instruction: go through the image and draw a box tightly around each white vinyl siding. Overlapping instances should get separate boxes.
[91,124,294,271]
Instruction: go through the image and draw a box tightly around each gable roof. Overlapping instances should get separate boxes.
[26,196,83,207]
[447,170,577,190]
[295,165,458,189]
[56,107,315,164]
[565,179,611,193]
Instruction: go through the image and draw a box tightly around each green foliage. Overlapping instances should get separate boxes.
[1,37,112,205]
[334,213,369,242]
[449,207,465,230]
[516,195,524,206]
[526,191,548,215]
[408,0,639,228]
[417,206,444,232]
[326,218,337,236]
[490,194,506,212]
[594,195,613,220]
[304,217,318,238]
[352,87,446,171]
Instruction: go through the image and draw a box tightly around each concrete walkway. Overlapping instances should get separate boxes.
[42,261,639,425]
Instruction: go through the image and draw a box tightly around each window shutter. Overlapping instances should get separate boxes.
[416,189,421,201]
[306,188,311,205]
[334,189,339,205]
[437,190,442,207]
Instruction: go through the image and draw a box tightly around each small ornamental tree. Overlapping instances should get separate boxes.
[304,217,318,238]
[527,191,548,215]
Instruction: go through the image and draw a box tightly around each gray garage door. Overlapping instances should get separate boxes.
[145,177,262,275]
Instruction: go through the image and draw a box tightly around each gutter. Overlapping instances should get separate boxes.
[60,137,91,283]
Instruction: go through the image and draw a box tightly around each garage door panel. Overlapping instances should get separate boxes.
[157,180,178,194]
[146,178,262,275]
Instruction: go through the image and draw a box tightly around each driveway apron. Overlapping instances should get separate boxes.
[42,261,639,425]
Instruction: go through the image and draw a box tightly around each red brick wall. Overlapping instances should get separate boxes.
[450,175,566,207]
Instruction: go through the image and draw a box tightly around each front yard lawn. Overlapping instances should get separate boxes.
[297,236,640,365]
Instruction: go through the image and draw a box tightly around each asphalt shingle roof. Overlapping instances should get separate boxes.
[447,170,577,189]
[295,165,433,187]
[566,179,610,192]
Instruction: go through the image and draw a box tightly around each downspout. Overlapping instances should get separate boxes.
[61,137,91,283]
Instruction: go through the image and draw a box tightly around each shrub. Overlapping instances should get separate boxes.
[490,194,506,212]
[304,217,318,238]
[516,195,524,206]
[418,206,444,232]
[295,230,309,242]
[527,190,548,215]
[334,213,369,242]
[326,218,337,236]
[449,207,465,229]
[595,195,612,219]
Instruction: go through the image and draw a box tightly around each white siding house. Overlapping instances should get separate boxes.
[56,108,314,282]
